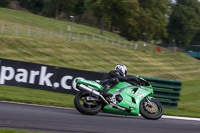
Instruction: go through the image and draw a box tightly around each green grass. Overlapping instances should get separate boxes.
[0,85,74,108]
[0,129,43,133]
[164,78,200,117]
[0,35,200,80]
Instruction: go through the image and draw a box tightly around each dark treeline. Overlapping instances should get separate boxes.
[1,0,200,46]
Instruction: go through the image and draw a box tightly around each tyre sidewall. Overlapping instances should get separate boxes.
[74,92,102,115]
[140,99,163,120]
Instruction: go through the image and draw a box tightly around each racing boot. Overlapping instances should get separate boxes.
[101,85,113,97]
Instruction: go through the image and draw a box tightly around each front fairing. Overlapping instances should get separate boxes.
[105,81,154,115]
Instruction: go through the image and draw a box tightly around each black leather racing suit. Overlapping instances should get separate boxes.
[100,70,139,96]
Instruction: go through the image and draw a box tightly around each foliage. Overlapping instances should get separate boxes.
[19,0,43,14]
[138,0,170,40]
[120,0,158,41]
[74,0,86,15]
[88,0,125,34]
[42,0,76,19]
[0,0,9,7]
[1,0,200,45]
[190,30,200,45]
[167,0,200,45]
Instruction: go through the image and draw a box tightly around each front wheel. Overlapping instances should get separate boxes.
[74,92,102,115]
[140,99,163,120]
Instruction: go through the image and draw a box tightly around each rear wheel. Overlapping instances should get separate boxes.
[140,99,163,120]
[74,92,102,115]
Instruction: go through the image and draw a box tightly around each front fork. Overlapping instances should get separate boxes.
[145,96,153,107]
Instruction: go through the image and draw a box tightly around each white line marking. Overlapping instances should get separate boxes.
[162,115,200,121]
[0,100,74,110]
[1,101,200,121]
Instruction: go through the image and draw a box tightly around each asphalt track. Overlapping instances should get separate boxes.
[0,101,199,133]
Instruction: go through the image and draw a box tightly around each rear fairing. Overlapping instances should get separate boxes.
[76,79,103,91]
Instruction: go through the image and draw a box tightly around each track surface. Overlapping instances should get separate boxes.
[0,102,199,133]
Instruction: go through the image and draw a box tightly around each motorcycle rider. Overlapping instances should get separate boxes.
[100,64,140,97]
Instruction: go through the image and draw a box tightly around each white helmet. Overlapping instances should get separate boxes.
[115,64,127,77]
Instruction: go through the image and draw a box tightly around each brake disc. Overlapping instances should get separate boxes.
[145,102,158,113]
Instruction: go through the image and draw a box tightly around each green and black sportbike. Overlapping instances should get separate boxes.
[74,76,163,120]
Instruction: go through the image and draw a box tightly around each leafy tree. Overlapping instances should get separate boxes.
[0,0,9,7]
[107,0,130,32]
[89,0,129,35]
[89,0,108,35]
[73,0,97,26]
[167,0,200,46]
[18,0,44,14]
[190,30,200,45]
[120,0,158,41]
[138,0,170,41]
[74,0,86,15]
[42,0,77,19]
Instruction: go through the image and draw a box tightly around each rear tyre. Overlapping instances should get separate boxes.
[140,99,163,120]
[74,91,102,115]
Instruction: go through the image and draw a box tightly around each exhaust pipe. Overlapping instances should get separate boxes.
[78,84,100,96]
[77,84,108,104]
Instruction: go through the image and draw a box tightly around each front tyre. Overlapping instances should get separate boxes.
[140,99,163,120]
[74,92,102,115]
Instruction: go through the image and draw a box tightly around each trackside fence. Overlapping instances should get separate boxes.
[0,21,134,47]
[143,77,182,108]
[0,21,191,53]
[0,21,162,52]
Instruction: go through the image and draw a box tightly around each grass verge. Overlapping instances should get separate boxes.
[0,85,74,108]
[0,129,43,133]
[164,78,200,118]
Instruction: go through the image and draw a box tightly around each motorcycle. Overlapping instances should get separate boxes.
[74,76,163,120]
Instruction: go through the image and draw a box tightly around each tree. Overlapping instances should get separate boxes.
[74,0,86,15]
[167,0,200,46]
[89,0,109,35]
[101,0,128,32]
[190,30,200,45]
[89,0,128,35]
[18,0,44,14]
[0,0,9,7]
[138,0,171,41]
[120,0,158,41]
[42,0,77,19]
